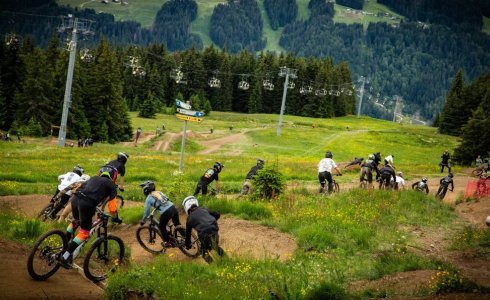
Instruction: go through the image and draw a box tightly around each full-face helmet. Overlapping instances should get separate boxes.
[257,159,265,168]
[325,151,333,158]
[422,177,428,183]
[214,162,224,172]
[73,164,84,176]
[448,172,454,178]
[98,165,118,183]
[140,180,156,196]
[182,196,199,215]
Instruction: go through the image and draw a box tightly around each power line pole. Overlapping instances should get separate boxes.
[392,95,403,122]
[57,15,93,147]
[356,76,368,117]
[277,66,297,136]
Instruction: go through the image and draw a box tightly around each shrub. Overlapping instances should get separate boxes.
[428,269,480,294]
[251,166,285,200]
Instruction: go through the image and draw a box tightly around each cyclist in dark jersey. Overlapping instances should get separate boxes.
[379,163,396,190]
[194,162,223,196]
[60,165,122,268]
[182,196,224,261]
[240,159,264,195]
[108,152,129,191]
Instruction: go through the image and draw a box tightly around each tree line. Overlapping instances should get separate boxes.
[0,0,489,123]
[0,38,355,141]
[437,70,490,165]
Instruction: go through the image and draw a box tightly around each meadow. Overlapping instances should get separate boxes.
[2,112,488,298]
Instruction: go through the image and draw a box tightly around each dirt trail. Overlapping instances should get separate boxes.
[153,132,180,152]
[197,131,249,155]
[0,194,297,298]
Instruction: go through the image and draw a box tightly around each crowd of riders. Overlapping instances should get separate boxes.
[44,144,488,269]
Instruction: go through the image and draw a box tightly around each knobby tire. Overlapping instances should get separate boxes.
[174,227,200,258]
[27,229,67,281]
[136,225,164,254]
[37,203,54,221]
[83,235,124,283]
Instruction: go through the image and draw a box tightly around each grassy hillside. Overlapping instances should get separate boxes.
[0,112,459,199]
[2,111,488,299]
[56,0,403,50]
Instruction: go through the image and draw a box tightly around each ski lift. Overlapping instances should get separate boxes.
[345,89,353,96]
[132,66,146,77]
[5,33,21,48]
[208,77,221,88]
[328,90,334,96]
[315,89,327,96]
[333,90,340,96]
[263,79,274,91]
[126,55,145,77]
[287,81,295,89]
[80,48,94,62]
[238,81,249,90]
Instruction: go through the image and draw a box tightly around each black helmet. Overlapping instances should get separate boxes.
[117,152,129,163]
[140,180,156,196]
[257,159,265,167]
[448,172,454,178]
[422,177,428,183]
[325,151,333,158]
[214,162,224,172]
[73,164,84,176]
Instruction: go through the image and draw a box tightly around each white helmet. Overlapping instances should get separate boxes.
[368,154,375,160]
[486,215,490,227]
[397,171,403,177]
[182,196,199,215]
[80,174,90,182]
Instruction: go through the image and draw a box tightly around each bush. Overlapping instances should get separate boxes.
[304,281,349,300]
[251,166,285,200]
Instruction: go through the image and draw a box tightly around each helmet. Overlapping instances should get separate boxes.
[257,159,265,167]
[140,180,156,196]
[182,196,199,215]
[214,162,224,172]
[98,165,118,183]
[422,177,428,183]
[448,172,454,178]
[368,154,375,160]
[325,151,333,158]
[73,164,84,176]
[117,152,129,163]
[80,174,90,182]
[397,171,403,177]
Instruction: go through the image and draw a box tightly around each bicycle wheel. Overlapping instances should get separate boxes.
[37,203,54,221]
[472,168,483,177]
[83,236,124,283]
[333,182,340,193]
[174,227,200,258]
[136,225,164,254]
[27,229,67,281]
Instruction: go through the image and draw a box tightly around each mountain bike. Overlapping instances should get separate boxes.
[435,184,452,200]
[321,174,341,195]
[378,176,395,190]
[476,176,490,197]
[472,165,488,177]
[28,205,125,283]
[136,206,200,257]
[412,181,429,194]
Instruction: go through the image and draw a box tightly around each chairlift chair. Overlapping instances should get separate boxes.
[238,81,249,90]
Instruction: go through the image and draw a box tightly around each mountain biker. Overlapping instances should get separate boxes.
[48,165,85,219]
[51,174,91,221]
[194,162,223,196]
[359,154,380,188]
[60,165,122,268]
[440,150,451,173]
[436,172,454,199]
[240,159,265,195]
[182,196,224,262]
[318,151,342,193]
[475,155,483,167]
[378,163,396,190]
[412,177,429,194]
[384,154,394,167]
[139,180,180,247]
[395,171,406,190]
[345,157,364,168]
[107,152,129,191]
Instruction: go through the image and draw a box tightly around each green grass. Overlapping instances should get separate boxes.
[57,0,167,28]
[334,1,404,30]
[483,16,490,35]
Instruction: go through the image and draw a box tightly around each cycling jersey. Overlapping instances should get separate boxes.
[199,168,219,185]
[245,165,262,180]
[185,207,220,250]
[318,158,337,173]
[108,159,126,177]
[57,172,81,196]
[141,191,174,222]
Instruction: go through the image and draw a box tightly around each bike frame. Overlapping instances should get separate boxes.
[71,207,108,260]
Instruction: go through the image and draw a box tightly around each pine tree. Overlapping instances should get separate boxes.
[139,91,158,118]
[438,70,466,135]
